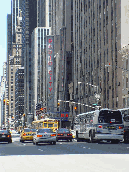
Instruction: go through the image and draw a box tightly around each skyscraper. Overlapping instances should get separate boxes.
[11,0,22,43]
[73,0,122,113]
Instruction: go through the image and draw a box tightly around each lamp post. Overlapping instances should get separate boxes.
[58,100,62,128]
[78,82,100,111]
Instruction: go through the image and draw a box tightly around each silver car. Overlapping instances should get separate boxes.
[33,128,56,145]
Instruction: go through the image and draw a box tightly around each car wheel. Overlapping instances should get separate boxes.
[124,133,129,143]
[77,138,81,142]
[89,131,93,143]
[10,140,12,143]
[56,138,58,142]
[33,142,35,145]
[70,139,72,142]
[36,142,38,145]
[111,140,119,144]
[53,141,56,145]
[22,140,24,143]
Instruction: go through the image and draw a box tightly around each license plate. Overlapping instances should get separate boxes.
[43,135,48,137]
[2,135,5,137]
[108,127,116,130]
[64,134,67,136]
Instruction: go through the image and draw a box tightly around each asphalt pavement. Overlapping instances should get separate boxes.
[0,136,129,171]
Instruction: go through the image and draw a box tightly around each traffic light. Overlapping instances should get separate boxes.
[23,114,25,117]
[74,107,77,110]
[3,99,5,105]
[57,102,60,107]
[40,108,43,112]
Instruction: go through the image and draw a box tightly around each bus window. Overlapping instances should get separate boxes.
[54,123,57,127]
[44,123,47,127]
[48,123,53,128]
[39,122,43,128]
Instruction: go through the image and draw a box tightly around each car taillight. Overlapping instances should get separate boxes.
[98,125,102,128]
[57,134,63,136]
[23,133,26,136]
[118,126,123,129]
[37,135,42,137]
[7,135,11,137]
[51,134,56,137]
[67,134,72,136]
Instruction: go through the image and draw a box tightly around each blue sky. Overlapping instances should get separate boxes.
[0,0,11,77]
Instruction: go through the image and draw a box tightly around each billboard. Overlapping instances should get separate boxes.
[46,36,54,112]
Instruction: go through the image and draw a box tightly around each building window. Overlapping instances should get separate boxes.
[47,29,49,35]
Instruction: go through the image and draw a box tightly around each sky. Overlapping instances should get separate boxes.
[0,0,11,77]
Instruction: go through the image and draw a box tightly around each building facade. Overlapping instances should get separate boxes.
[31,27,51,119]
[72,0,122,116]
[15,67,24,127]
[51,0,73,117]
[8,10,22,119]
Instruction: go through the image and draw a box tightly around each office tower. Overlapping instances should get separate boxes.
[6,14,12,122]
[73,0,122,113]
[31,27,51,119]
[0,63,7,127]
[15,67,24,126]
[8,9,22,119]
[51,0,73,116]
[11,0,22,43]
[21,0,37,118]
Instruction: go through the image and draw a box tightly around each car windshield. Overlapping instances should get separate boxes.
[98,110,122,124]
[37,129,53,133]
[24,129,31,132]
[0,130,8,134]
[57,128,70,133]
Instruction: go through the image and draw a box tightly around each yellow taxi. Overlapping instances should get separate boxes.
[20,128,36,143]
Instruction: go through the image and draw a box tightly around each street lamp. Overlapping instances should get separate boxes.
[78,81,100,110]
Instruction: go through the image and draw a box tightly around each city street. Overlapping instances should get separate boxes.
[0,136,129,155]
[0,135,129,172]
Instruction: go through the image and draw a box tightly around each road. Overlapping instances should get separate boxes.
[0,136,129,155]
[0,135,129,172]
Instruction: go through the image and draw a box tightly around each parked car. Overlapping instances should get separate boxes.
[33,128,56,145]
[20,128,36,143]
[0,130,12,143]
[56,128,73,142]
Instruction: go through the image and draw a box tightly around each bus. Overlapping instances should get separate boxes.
[31,118,59,132]
[75,109,124,143]
[118,108,129,143]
